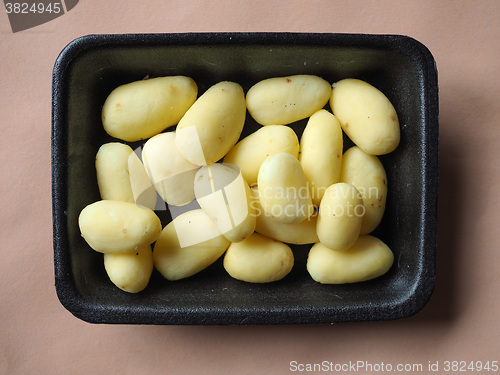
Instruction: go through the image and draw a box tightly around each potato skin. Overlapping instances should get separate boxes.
[246,75,332,125]
[330,78,400,155]
[102,76,198,142]
[78,200,162,254]
[223,232,294,283]
[223,125,299,185]
[307,235,394,284]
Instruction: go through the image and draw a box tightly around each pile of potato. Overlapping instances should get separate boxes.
[78,74,400,293]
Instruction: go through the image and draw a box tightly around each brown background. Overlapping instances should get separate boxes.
[1,1,499,374]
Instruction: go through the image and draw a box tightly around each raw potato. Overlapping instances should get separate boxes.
[223,232,294,283]
[317,183,364,251]
[104,245,154,293]
[299,110,343,206]
[330,78,400,155]
[175,81,246,165]
[307,235,394,284]
[223,125,299,185]
[340,146,387,234]
[142,132,199,206]
[258,152,314,224]
[78,200,162,254]
[194,164,256,243]
[153,209,230,281]
[95,142,157,210]
[102,76,198,142]
[246,75,332,125]
[251,188,318,245]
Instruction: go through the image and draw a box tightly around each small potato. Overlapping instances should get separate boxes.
[102,76,198,142]
[194,164,256,243]
[340,146,387,234]
[317,183,364,251]
[142,132,199,206]
[299,110,343,205]
[307,235,394,284]
[104,245,153,293]
[330,78,400,155]
[223,125,299,185]
[175,81,246,165]
[95,142,157,210]
[78,200,162,254]
[250,188,318,245]
[246,75,332,125]
[223,232,294,283]
[153,209,230,281]
[258,153,314,224]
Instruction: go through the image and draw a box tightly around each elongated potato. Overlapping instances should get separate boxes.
[223,232,294,283]
[102,76,198,142]
[194,164,256,243]
[175,81,246,165]
[95,142,157,210]
[246,75,332,125]
[250,188,318,245]
[78,200,162,254]
[317,183,364,251]
[142,132,199,206]
[307,235,394,284]
[153,209,230,281]
[258,152,314,224]
[299,110,343,205]
[104,245,153,293]
[340,146,387,234]
[223,125,299,185]
[330,78,400,155]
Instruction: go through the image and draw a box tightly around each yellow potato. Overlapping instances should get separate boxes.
[102,76,198,142]
[141,132,199,206]
[194,163,256,243]
[258,152,314,224]
[299,110,343,205]
[175,81,246,165]
[307,235,394,284]
[104,245,153,293]
[250,188,318,245]
[223,125,299,185]
[153,209,230,281]
[246,75,332,125]
[330,78,400,155]
[78,200,162,254]
[317,183,364,251]
[340,146,387,234]
[223,232,294,283]
[95,142,157,210]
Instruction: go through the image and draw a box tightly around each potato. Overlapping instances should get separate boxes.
[340,146,387,234]
[317,183,364,251]
[175,81,246,165]
[153,209,230,281]
[223,232,294,283]
[104,245,153,293]
[299,110,343,205]
[141,132,199,206]
[246,75,332,125]
[194,163,256,243]
[250,188,318,245]
[102,76,198,142]
[307,235,394,284]
[78,200,162,254]
[258,152,314,224]
[330,78,400,155]
[223,125,299,185]
[95,142,157,210]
